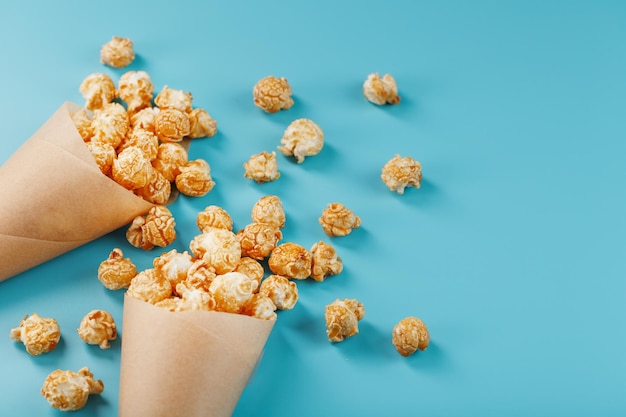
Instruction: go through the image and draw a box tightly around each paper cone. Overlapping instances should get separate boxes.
[119,295,275,417]
[0,102,154,281]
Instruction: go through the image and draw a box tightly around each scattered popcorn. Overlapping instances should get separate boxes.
[126,215,154,250]
[119,128,159,161]
[268,242,312,279]
[243,150,280,183]
[85,141,115,176]
[155,108,191,143]
[175,159,215,197]
[187,108,217,139]
[209,272,258,314]
[153,249,194,289]
[253,75,294,113]
[381,154,422,194]
[152,142,188,182]
[134,169,172,205]
[9,313,60,356]
[112,146,153,190]
[277,118,324,163]
[259,274,299,310]
[363,72,400,105]
[41,367,104,411]
[241,293,277,320]
[71,108,93,141]
[233,257,265,289]
[118,70,154,113]
[77,310,117,349]
[238,222,283,261]
[251,195,286,228]
[310,241,343,282]
[100,36,135,68]
[79,73,116,111]
[190,228,241,274]
[126,268,172,304]
[392,316,430,357]
[325,298,365,342]
[97,248,137,290]
[196,205,233,232]
[91,102,129,149]
[154,85,193,113]
[319,202,361,236]
[142,205,177,248]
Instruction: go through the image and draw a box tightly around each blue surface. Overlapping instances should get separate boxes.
[1,1,625,416]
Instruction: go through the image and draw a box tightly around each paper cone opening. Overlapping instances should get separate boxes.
[119,295,275,417]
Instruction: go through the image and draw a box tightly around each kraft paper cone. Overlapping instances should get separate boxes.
[0,102,154,281]
[119,295,275,417]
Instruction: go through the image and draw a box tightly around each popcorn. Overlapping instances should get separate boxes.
[112,146,153,190]
[209,272,258,314]
[142,206,177,248]
[258,274,298,310]
[79,73,116,111]
[97,248,137,290]
[154,85,193,113]
[233,256,264,289]
[130,106,159,133]
[251,195,286,228]
[241,293,277,320]
[85,141,115,176]
[190,228,241,274]
[277,118,324,163]
[100,36,135,68]
[9,313,60,356]
[310,241,343,282]
[118,70,154,113]
[182,259,217,292]
[243,151,280,183]
[392,316,430,357]
[152,142,188,182]
[119,128,159,161]
[91,102,129,149]
[381,154,422,194]
[238,222,283,261]
[175,285,216,312]
[253,75,294,113]
[126,215,154,250]
[155,108,191,143]
[70,108,93,141]
[153,249,194,289]
[196,205,233,232]
[175,159,215,197]
[268,242,312,279]
[134,169,172,205]
[77,310,117,349]
[126,268,172,304]
[363,72,400,105]
[324,298,365,342]
[319,202,361,236]
[41,367,104,411]
[187,108,217,139]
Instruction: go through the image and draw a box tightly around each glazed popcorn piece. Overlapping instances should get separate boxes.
[154,297,184,312]
[392,316,430,357]
[277,118,324,163]
[100,36,135,68]
[112,146,153,190]
[77,310,117,349]
[251,195,286,228]
[41,367,104,411]
[268,242,312,279]
[381,154,422,194]
[243,150,280,183]
[233,257,265,289]
[126,216,154,250]
[196,205,233,232]
[134,169,172,205]
[182,259,217,293]
[10,313,60,356]
[130,106,159,133]
[238,222,283,261]
[175,159,215,197]
[253,75,294,113]
[152,142,188,182]
[154,85,193,113]
[187,108,217,138]
[142,206,177,248]
[71,108,93,141]
[85,141,116,176]
[98,248,137,290]
[325,298,365,343]
[155,108,191,143]
[310,241,343,282]
[118,70,154,113]
[175,285,216,312]
[126,268,172,304]
[259,274,299,310]
[91,102,129,149]
[119,128,159,161]
[363,72,400,105]
[153,249,194,289]
[79,73,116,111]
[319,202,361,237]
[241,293,277,320]
[209,272,258,314]
[190,228,241,274]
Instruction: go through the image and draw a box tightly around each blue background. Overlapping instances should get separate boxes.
[1,1,625,416]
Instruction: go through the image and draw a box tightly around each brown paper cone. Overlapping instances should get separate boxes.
[119,295,275,417]
[0,102,154,281]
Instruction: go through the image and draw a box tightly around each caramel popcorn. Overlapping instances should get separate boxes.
[175,159,215,197]
[253,75,294,113]
[189,228,241,274]
[182,259,217,293]
[71,108,93,141]
[142,205,177,248]
[325,298,365,343]
[196,205,233,232]
[100,36,135,68]
[238,222,283,261]
[119,128,159,161]
[310,241,343,282]
[41,367,104,411]
[10,313,60,356]
[363,72,400,105]
[392,316,430,357]
[77,310,117,349]
[319,202,361,236]
[251,195,286,228]
[175,285,216,311]
[152,142,188,182]
[155,108,191,143]
[241,293,277,320]
[130,106,159,133]
[243,150,280,183]
[277,118,324,163]
[91,102,129,149]
[85,141,115,176]
[187,108,217,139]
[268,242,312,279]
[118,70,154,113]
[154,297,183,312]
[233,257,264,289]
[126,215,154,250]
[112,146,153,190]
[97,248,137,290]
[126,268,172,304]
[153,249,194,289]
[381,154,422,194]
[209,272,258,314]
[258,274,298,310]
[79,73,117,111]
[134,169,172,205]
[154,85,193,113]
